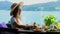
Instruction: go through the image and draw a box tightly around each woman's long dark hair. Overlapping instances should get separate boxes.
[13,6,19,17]
[10,5,21,21]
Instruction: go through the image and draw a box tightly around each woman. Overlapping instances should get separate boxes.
[10,2,26,29]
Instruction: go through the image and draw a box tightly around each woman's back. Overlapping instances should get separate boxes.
[10,17,23,28]
[10,17,16,28]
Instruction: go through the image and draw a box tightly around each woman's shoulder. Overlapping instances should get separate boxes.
[11,17,16,21]
[10,17,17,23]
[11,16,14,18]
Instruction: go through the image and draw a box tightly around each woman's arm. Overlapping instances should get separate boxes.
[14,22,20,28]
[14,22,25,28]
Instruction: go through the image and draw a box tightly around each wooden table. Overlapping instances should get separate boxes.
[0,27,60,34]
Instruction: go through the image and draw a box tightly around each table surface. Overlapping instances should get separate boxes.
[0,27,60,34]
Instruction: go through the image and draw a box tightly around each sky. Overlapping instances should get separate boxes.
[0,0,58,5]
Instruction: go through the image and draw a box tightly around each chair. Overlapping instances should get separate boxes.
[1,22,8,28]
[0,22,11,34]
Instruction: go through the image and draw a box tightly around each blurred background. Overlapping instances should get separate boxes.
[0,0,60,26]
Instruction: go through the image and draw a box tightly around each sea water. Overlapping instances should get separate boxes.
[0,10,60,26]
